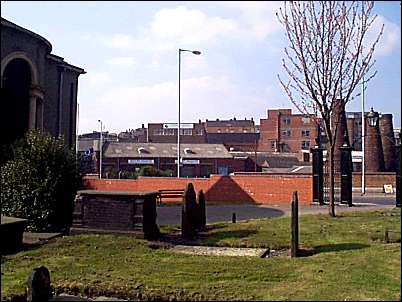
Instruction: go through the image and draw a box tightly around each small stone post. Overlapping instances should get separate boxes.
[291,191,299,258]
[232,213,236,223]
[27,266,52,302]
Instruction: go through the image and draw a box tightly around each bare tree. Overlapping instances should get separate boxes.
[277,1,383,216]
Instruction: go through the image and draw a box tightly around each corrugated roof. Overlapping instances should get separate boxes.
[104,143,233,159]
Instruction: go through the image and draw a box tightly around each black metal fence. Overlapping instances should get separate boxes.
[323,159,341,204]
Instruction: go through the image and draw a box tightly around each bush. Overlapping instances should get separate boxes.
[1,130,81,233]
[138,166,173,177]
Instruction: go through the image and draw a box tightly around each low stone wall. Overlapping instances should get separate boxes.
[1,216,27,254]
[74,190,160,239]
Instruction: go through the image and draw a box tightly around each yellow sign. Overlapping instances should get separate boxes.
[384,184,393,194]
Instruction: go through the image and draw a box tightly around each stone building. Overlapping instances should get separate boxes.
[1,18,85,149]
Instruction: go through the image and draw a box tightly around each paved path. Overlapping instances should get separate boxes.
[156,194,398,226]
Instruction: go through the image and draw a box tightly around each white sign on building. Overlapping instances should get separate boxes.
[163,123,193,129]
[128,159,155,165]
[174,159,200,165]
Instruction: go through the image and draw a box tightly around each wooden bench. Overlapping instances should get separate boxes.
[157,189,184,205]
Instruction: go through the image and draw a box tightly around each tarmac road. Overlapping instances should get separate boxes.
[156,194,398,226]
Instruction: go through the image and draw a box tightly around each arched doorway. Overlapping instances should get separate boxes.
[1,58,32,146]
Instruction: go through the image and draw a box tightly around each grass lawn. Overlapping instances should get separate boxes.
[1,208,400,301]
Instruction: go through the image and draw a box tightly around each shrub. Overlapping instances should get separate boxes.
[138,166,173,177]
[1,130,81,233]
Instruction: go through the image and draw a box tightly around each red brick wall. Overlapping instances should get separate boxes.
[83,174,313,205]
[83,172,396,206]
[352,172,396,188]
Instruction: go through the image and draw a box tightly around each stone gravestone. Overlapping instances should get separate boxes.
[181,183,197,239]
[27,266,52,302]
[197,190,206,231]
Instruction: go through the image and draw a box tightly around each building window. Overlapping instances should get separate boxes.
[301,141,310,150]
[180,129,193,135]
[153,129,163,136]
[163,128,175,136]
[301,129,310,137]
[195,129,203,135]
[283,117,291,125]
[301,117,311,124]
[282,129,291,137]
[270,140,277,149]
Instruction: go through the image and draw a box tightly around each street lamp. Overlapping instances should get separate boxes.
[367,107,379,127]
[98,119,103,179]
[177,48,201,178]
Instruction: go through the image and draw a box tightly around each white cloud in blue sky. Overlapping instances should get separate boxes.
[1,1,400,133]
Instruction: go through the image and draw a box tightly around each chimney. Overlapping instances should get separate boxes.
[379,114,395,172]
[331,99,350,174]
[141,124,144,128]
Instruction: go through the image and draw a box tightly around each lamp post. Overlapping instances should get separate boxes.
[361,62,367,195]
[177,48,201,178]
[98,119,103,179]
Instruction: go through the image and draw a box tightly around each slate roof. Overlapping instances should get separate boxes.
[77,139,99,152]
[231,152,301,168]
[104,143,233,159]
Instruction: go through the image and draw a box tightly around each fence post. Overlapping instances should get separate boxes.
[291,191,299,258]
[340,133,353,207]
[311,137,324,205]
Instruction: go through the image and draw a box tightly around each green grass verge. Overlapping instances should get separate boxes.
[1,208,400,301]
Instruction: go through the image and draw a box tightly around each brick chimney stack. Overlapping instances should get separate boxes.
[379,114,396,172]
[331,99,350,174]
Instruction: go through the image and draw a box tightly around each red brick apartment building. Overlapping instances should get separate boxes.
[258,109,319,161]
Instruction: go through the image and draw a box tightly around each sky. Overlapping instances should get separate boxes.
[1,1,401,134]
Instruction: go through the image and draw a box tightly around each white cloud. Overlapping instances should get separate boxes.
[97,3,283,54]
[349,14,400,58]
[368,15,400,56]
[78,74,269,133]
[84,72,112,87]
[218,1,282,41]
[150,6,238,45]
[106,56,137,67]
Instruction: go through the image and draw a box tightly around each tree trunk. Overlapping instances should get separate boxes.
[328,147,336,217]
